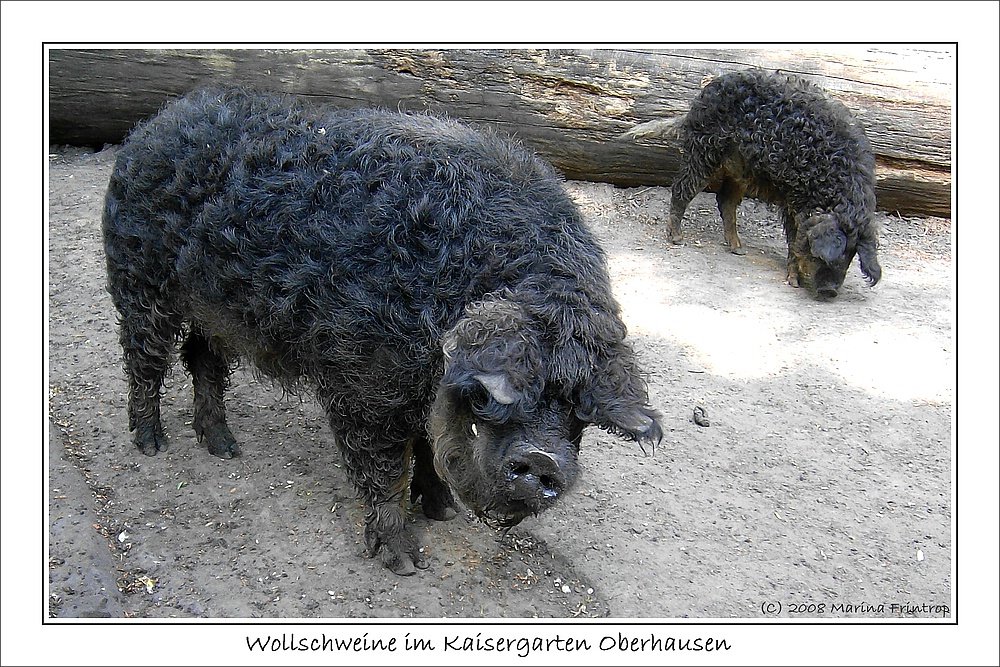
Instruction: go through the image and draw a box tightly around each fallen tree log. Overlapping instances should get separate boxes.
[48,47,952,217]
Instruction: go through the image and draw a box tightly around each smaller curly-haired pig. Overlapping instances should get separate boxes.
[103,88,662,575]
[622,69,882,298]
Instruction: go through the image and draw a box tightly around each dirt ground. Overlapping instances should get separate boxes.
[47,145,953,620]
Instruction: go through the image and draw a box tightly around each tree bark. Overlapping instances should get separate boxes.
[48,47,952,217]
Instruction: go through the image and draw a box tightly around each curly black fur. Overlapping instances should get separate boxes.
[103,87,662,575]
[627,69,881,297]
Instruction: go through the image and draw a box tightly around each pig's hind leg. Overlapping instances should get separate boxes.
[180,329,241,459]
[716,176,748,255]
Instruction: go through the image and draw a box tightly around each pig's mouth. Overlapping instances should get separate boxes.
[436,455,545,529]
[795,255,849,299]
[474,448,576,528]
[477,509,528,530]
[474,476,569,529]
[474,502,535,530]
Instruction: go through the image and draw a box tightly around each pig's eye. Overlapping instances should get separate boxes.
[464,382,490,414]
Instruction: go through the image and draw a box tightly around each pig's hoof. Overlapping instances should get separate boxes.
[426,505,458,521]
[199,423,241,459]
[135,425,168,456]
[421,491,458,522]
[412,479,458,521]
[731,246,747,256]
[379,542,428,577]
[366,527,429,576]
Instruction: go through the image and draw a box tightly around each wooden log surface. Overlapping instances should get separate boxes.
[48,47,953,217]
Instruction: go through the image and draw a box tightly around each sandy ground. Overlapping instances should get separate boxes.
[47,145,953,620]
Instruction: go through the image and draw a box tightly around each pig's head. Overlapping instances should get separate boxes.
[791,212,882,298]
[428,294,661,528]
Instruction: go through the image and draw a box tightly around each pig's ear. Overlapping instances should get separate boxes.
[439,295,542,417]
[573,353,663,454]
[439,365,521,421]
[472,373,517,405]
[857,225,882,286]
[803,213,847,264]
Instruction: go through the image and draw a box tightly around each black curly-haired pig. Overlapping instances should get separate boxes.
[103,88,662,575]
[623,69,882,298]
